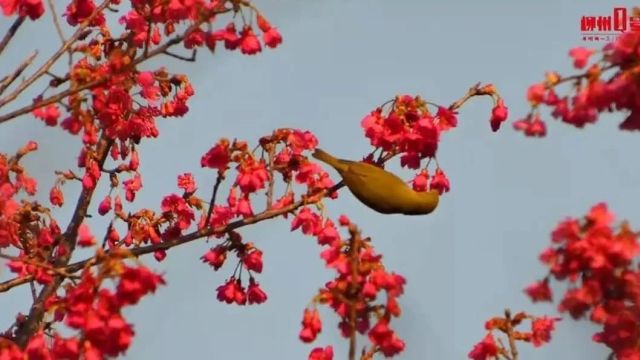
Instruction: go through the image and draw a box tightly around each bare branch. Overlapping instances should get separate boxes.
[0,51,38,96]
[0,0,110,111]
[0,16,25,56]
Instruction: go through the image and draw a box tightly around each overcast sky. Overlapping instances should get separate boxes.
[1,0,639,359]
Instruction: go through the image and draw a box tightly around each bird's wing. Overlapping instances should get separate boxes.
[343,162,377,180]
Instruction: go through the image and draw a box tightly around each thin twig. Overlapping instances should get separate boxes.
[0,51,38,96]
[163,49,197,62]
[0,253,78,279]
[0,7,233,125]
[448,82,482,111]
[0,78,104,123]
[504,309,519,360]
[497,338,513,360]
[0,0,111,111]
[0,16,25,56]
[47,0,66,45]
[266,143,276,209]
[46,0,72,67]
[360,346,378,360]
[205,172,225,228]
[29,282,36,302]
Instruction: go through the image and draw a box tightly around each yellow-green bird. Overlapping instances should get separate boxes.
[312,148,439,215]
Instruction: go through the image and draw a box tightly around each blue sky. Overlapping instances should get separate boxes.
[1,0,639,359]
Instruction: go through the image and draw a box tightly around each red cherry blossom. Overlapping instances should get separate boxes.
[308,345,333,360]
[98,195,112,215]
[243,248,263,273]
[468,333,499,360]
[78,223,96,247]
[201,245,227,270]
[0,0,44,19]
[216,278,247,305]
[299,308,322,343]
[33,104,61,126]
[430,168,450,194]
[247,278,268,305]
[201,139,231,170]
[177,173,197,193]
[412,170,429,191]
[291,207,322,235]
[568,47,595,69]
[524,280,553,302]
[240,26,262,55]
[531,316,560,347]
[49,186,64,207]
[490,98,509,132]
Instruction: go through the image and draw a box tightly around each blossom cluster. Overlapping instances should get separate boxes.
[291,214,407,359]
[1,0,286,356]
[514,8,640,136]
[1,250,165,359]
[524,203,640,358]
[31,0,282,238]
[198,128,334,305]
[468,311,559,360]
[361,91,507,195]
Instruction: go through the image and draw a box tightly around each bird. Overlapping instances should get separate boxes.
[311,148,439,215]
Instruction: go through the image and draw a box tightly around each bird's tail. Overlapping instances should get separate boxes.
[312,148,345,172]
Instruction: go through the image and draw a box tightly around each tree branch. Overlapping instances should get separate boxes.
[13,134,113,347]
[347,224,362,360]
[0,51,38,96]
[504,309,519,360]
[0,181,346,294]
[0,16,25,56]
[0,0,111,111]
[0,6,233,125]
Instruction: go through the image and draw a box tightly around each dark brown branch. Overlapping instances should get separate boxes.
[0,16,25,56]
[347,224,362,360]
[14,134,113,347]
[205,171,225,228]
[0,181,346,294]
[163,49,197,62]
[0,78,104,124]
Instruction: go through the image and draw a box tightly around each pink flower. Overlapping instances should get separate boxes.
[412,170,429,192]
[568,47,595,69]
[33,104,61,126]
[490,98,509,132]
[240,26,261,55]
[468,333,498,360]
[243,249,263,273]
[78,223,96,247]
[531,316,560,347]
[247,278,268,304]
[430,168,450,194]
[524,280,553,302]
[308,346,333,360]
